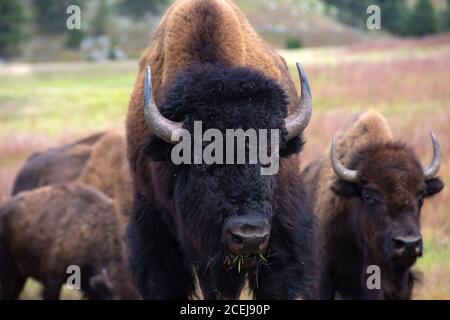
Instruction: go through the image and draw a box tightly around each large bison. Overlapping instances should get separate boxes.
[0,182,138,300]
[302,111,444,299]
[126,0,317,299]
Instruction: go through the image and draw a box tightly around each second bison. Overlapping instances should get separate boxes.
[0,182,138,300]
[302,111,444,299]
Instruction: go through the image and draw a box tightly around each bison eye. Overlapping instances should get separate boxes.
[417,190,426,206]
[362,190,376,206]
[418,190,426,200]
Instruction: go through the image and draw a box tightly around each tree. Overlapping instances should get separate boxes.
[376,0,408,35]
[406,0,437,36]
[117,0,169,18]
[33,0,85,34]
[65,28,84,49]
[445,0,450,31]
[322,0,372,29]
[0,0,27,59]
[92,0,111,36]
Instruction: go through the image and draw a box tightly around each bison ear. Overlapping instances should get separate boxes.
[331,180,360,198]
[425,177,444,197]
[280,136,304,158]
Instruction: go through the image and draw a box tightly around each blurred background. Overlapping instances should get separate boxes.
[0,0,449,299]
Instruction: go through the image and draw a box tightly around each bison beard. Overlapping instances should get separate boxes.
[127,64,317,300]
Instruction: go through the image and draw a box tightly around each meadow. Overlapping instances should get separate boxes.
[0,34,449,299]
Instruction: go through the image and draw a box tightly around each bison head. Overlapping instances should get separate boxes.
[142,62,311,271]
[330,133,443,271]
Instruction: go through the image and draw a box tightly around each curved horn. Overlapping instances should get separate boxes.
[143,65,182,144]
[330,135,359,183]
[285,63,313,140]
[423,130,441,179]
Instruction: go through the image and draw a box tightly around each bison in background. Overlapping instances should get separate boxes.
[0,182,138,300]
[12,130,133,219]
[126,0,317,299]
[12,132,105,195]
[302,110,444,299]
[1,131,138,300]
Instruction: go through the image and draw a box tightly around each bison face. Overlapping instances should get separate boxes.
[143,63,306,270]
[331,141,444,271]
[174,162,275,267]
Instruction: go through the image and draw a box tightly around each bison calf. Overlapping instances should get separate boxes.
[0,182,138,300]
[302,111,444,299]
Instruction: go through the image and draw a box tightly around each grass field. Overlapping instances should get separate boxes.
[0,34,449,300]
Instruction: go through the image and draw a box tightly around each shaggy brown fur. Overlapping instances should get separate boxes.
[303,111,394,218]
[0,182,138,300]
[12,132,105,195]
[302,110,444,299]
[126,0,299,182]
[78,131,133,231]
[13,131,133,220]
[126,0,317,300]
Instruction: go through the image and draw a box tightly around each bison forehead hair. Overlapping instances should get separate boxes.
[145,63,303,159]
[351,142,425,200]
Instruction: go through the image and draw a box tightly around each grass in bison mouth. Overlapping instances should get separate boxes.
[224,253,269,274]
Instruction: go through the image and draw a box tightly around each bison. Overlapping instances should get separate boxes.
[301,111,444,299]
[13,131,133,232]
[126,0,317,299]
[0,182,138,300]
[12,132,105,195]
[12,131,132,211]
[2,131,137,299]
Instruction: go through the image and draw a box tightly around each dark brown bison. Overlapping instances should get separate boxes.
[12,132,105,195]
[13,131,132,232]
[0,182,138,300]
[12,131,132,212]
[126,0,317,299]
[302,111,444,299]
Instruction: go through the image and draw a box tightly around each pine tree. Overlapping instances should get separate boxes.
[376,0,408,35]
[445,0,450,31]
[0,0,27,59]
[407,0,437,36]
[33,0,85,34]
[92,0,111,36]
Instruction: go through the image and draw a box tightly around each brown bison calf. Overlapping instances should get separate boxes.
[0,182,138,300]
[302,111,444,299]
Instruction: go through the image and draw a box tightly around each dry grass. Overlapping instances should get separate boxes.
[0,34,448,299]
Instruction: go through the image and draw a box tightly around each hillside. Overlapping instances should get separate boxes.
[235,0,378,47]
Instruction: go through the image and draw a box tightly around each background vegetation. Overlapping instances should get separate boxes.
[0,0,448,299]
[2,0,450,61]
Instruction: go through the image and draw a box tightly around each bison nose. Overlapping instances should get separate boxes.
[391,235,423,257]
[224,215,270,256]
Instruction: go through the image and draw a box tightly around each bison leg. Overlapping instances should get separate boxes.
[127,193,195,300]
[0,271,26,300]
[42,280,62,300]
[0,237,26,299]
